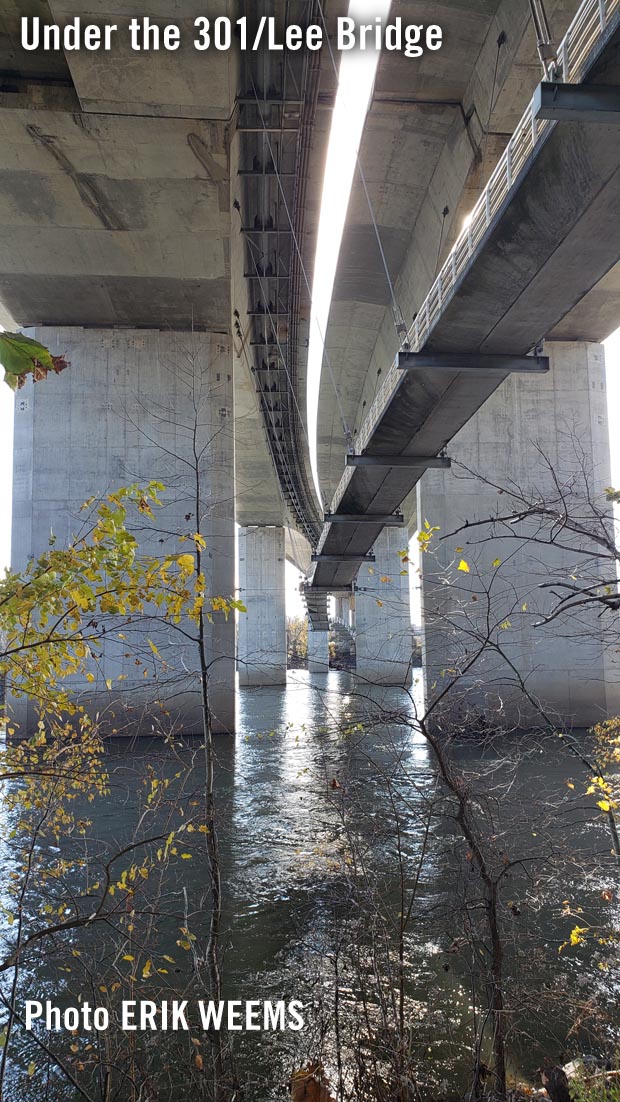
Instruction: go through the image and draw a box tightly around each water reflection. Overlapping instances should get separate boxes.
[2,671,618,1100]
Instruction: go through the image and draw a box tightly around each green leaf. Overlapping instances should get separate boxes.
[0,332,54,375]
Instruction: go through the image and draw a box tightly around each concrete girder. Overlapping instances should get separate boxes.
[311,0,594,505]
[307,8,620,596]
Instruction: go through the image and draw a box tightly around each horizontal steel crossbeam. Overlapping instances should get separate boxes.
[302,587,354,596]
[398,351,549,373]
[346,455,451,469]
[534,81,620,123]
[324,513,405,526]
[311,554,376,563]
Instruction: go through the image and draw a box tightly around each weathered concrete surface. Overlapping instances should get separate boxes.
[309,11,620,596]
[238,526,287,686]
[355,528,412,687]
[417,342,620,729]
[10,327,236,734]
[285,527,312,576]
[3,1,606,552]
[312,0,584,505]
[4,1,620,723]
[0,1,74,81]
[307,629,329,673]
[0,1,307,535]
[46,1,237,119]
[0,102,231,329]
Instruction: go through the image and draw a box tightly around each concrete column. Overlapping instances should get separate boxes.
[334,596,349,626]
[308,629,330,673]
[417,341,620,729]
[237,526,287,686]
[11,327,236,734]
[355,527,412,686]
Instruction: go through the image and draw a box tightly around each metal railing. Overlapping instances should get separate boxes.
[325,0,620,519]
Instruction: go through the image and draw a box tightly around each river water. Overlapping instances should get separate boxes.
[2,671,619,1100]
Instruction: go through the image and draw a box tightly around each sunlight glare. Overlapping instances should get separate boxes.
[307,0,391,506]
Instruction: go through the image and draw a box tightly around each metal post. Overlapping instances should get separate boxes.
[506,142,513,188]
[558,37,568,80]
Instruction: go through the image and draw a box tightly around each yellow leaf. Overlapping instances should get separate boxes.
[122,954,134,962]
[492,558,501,568]
[458,560,470,573]
[569,925,589,946]
[177,553,195,573]
[598,799,611,813]
[28,1062,36,1077]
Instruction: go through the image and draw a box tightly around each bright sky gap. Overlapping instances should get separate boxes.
[307,0,391,507]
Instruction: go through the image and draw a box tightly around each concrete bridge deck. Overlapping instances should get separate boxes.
[3,0,620,727]
[307,0,620,599]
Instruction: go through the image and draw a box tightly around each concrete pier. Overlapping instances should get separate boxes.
[308,629,330,673]
[355,527,413,686]
[11,327,236,734]
[333,596,350,627]
[417,341,620,729]
[237,526,287,686]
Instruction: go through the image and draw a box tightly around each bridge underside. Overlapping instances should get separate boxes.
[3,0,620,728]
[309,9,620,597]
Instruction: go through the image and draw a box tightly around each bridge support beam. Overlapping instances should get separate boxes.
[417,341,620,729]
[534,81,620,124]
[238,526,287,686]
[11,327,236,734]
[308,629,330,673]
[355,527,412,686]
